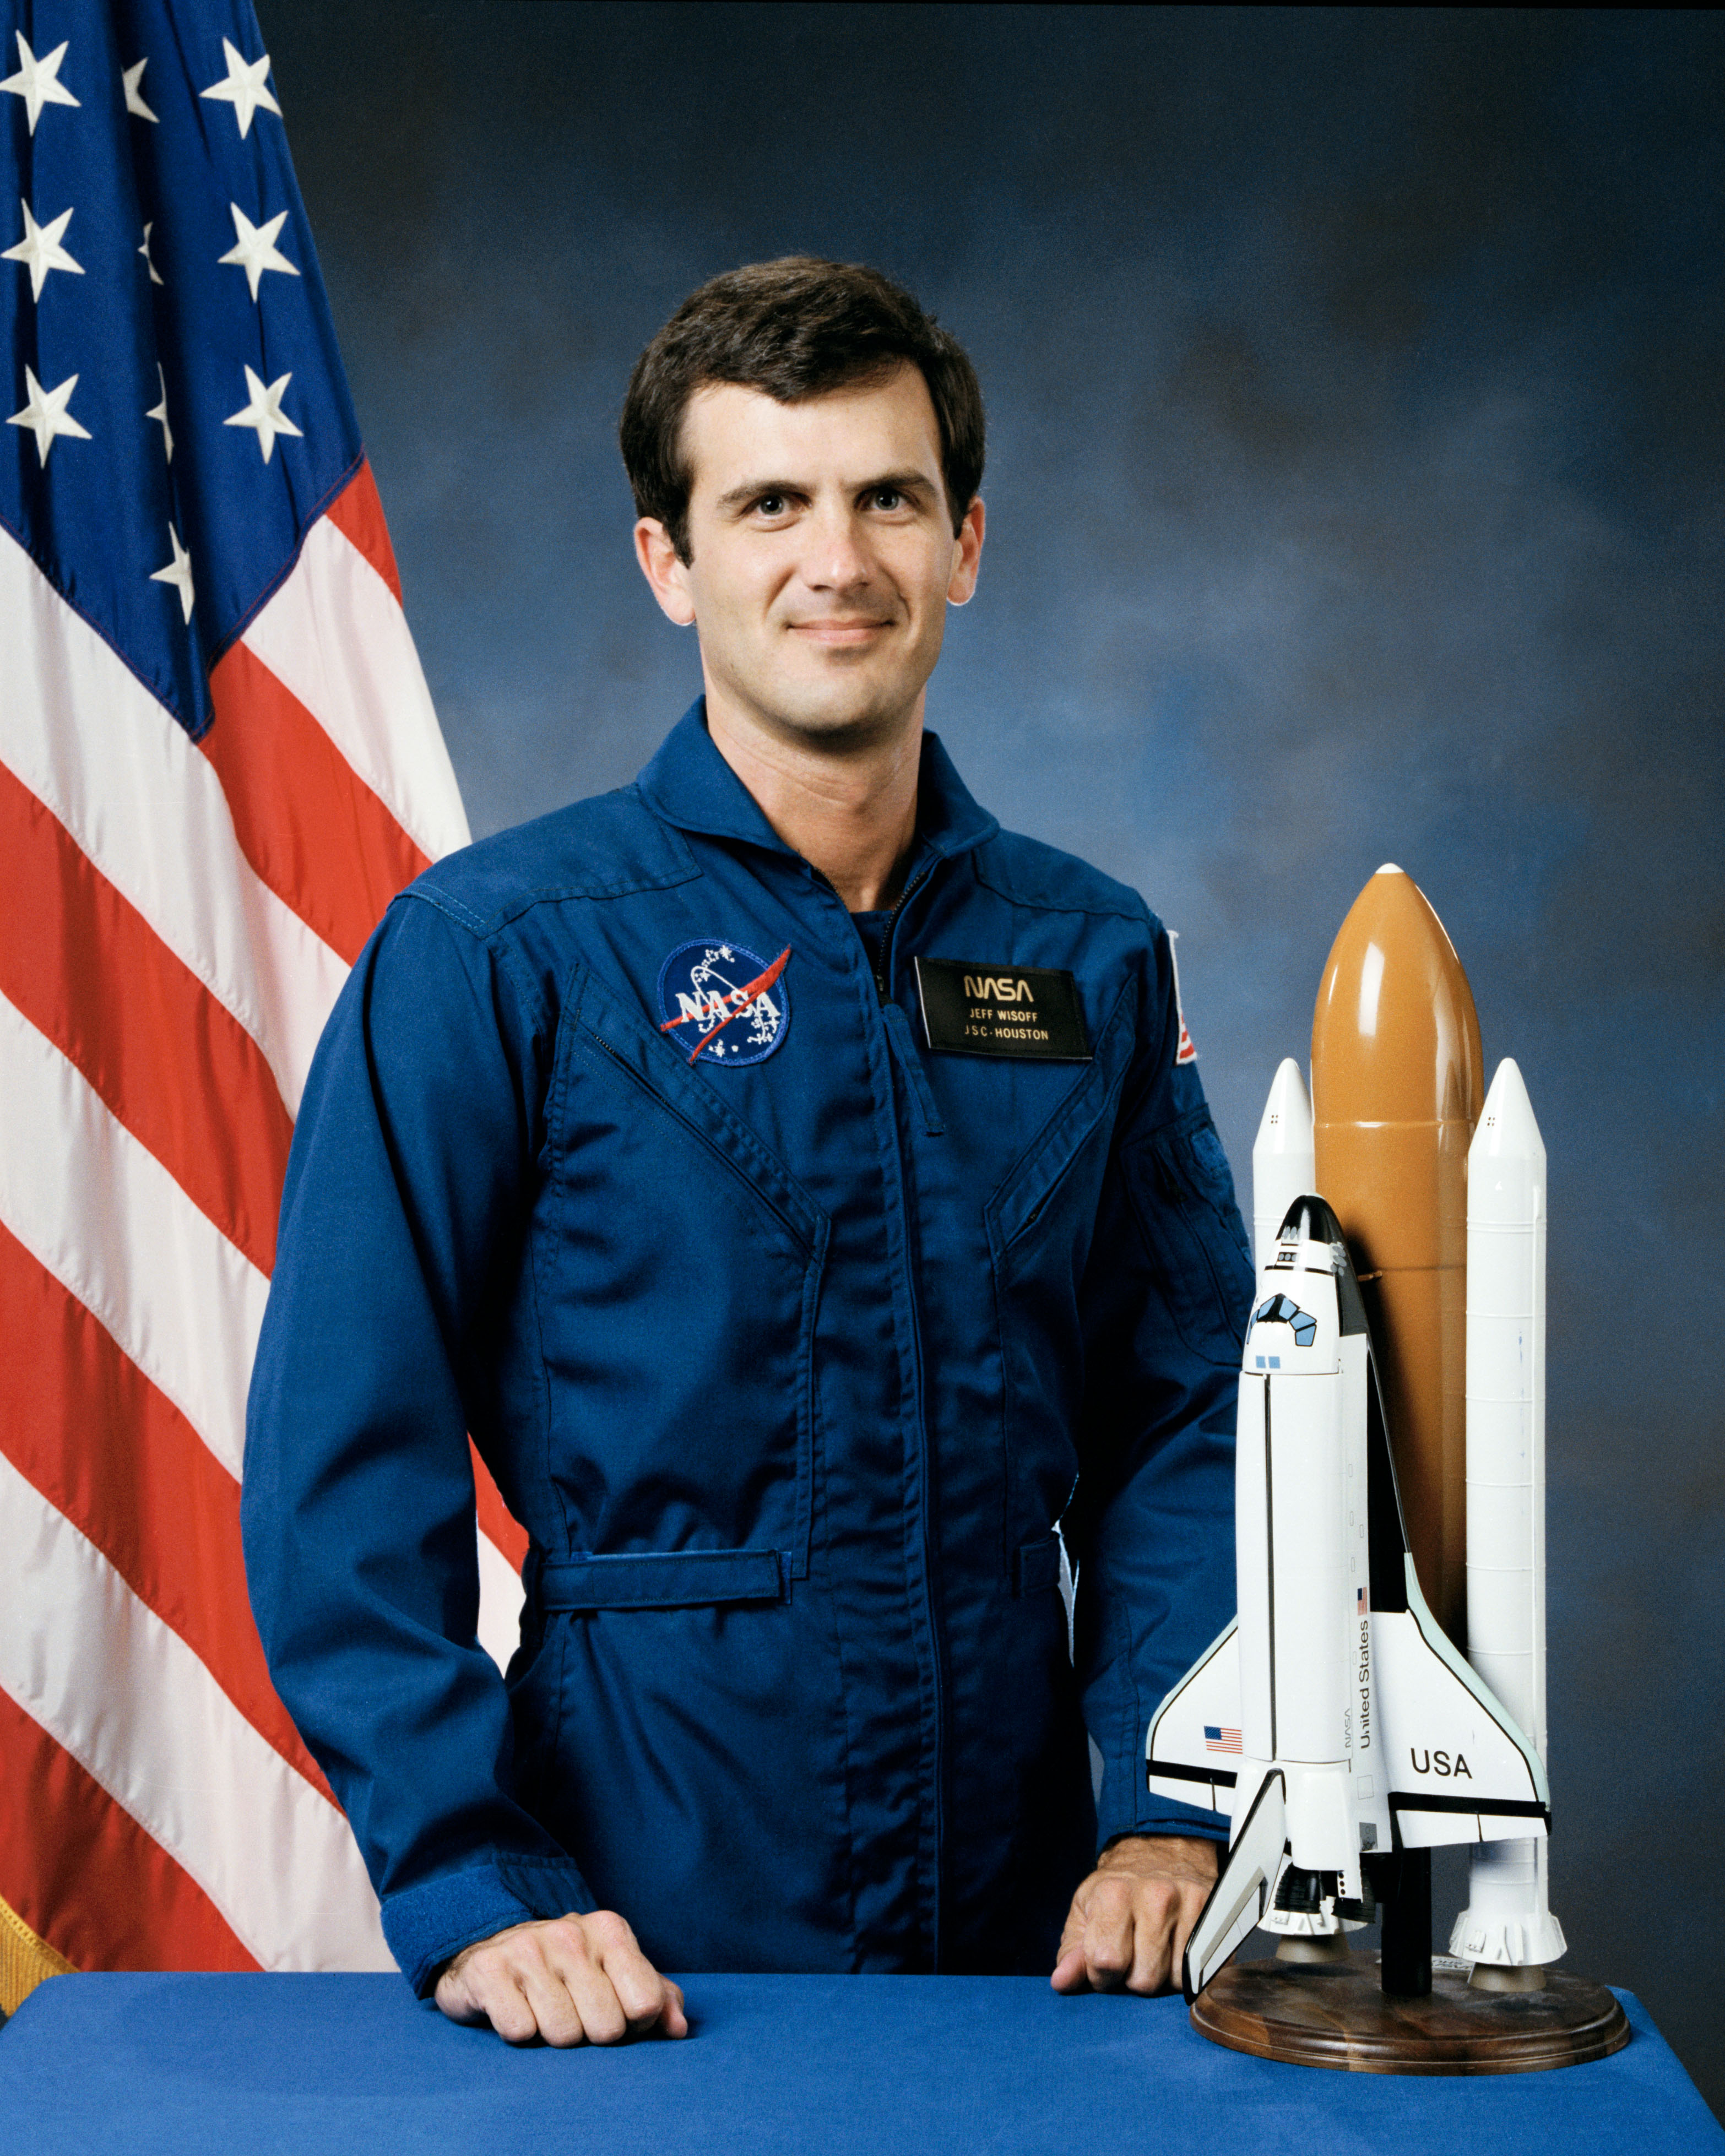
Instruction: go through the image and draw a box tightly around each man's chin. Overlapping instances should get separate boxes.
[732,682,923,753]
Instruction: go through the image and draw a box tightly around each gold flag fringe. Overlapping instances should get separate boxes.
[0,1891,75,2018]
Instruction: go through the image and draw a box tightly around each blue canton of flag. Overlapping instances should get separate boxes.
[3,0,360,733]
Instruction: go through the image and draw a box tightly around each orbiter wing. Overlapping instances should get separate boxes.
[1374,1555,1549,1847]
[1144,1619,1239,1818]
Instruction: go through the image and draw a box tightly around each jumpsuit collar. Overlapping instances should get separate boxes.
[636,699,1000,867]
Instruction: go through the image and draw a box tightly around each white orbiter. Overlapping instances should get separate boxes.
[1146,1192,1551,2000]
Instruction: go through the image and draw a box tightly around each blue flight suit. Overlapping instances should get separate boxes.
[241,704,1252,1997]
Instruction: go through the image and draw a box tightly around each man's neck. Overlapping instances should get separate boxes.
[703,690,923,914]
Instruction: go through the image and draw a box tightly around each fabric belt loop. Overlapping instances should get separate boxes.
[1013,1533,1064,1596]
[537,1546,785,1612]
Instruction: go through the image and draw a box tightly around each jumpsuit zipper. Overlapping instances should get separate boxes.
[863,871,924,1000]
[815,857,947,1964]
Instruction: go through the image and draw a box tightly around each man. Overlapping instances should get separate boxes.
[243,258,1251,2046]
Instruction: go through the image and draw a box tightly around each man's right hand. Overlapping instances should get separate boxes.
[433,1910,689,2046]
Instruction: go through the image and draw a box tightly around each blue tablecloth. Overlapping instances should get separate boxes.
[0,1973,1717,2154]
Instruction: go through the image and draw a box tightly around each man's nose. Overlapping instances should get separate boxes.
[799,507,874,593]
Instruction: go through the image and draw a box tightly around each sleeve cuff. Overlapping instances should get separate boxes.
[1095,1793,1229,1858]
[381,1856,599,1997]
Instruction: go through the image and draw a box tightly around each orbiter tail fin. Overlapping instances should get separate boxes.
[1182,1768,1286,2002]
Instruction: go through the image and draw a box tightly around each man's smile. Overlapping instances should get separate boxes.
[786,616,895,646]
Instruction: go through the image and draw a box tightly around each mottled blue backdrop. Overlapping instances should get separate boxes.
[258,3,1723,2109]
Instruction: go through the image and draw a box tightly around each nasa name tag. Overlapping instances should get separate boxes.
[914,958,1091,1062]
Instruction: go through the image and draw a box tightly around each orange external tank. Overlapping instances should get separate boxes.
[1311,865,1483,1644]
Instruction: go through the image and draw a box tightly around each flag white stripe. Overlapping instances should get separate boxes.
[241,518,471,863]
[0,1451,393,1972]
[476,1528,525,1675]
[0,993,267,1484]
[0,530,348,1116]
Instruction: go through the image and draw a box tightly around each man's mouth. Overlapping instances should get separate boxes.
[788,618,893,645]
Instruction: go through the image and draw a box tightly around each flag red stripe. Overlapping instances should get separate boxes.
[0,764,291,1278]
[324,458,405,607]
[0,1223,335,1806]
[0,1687,258,1973]
[202,639,431,967]
[471,1440,529,1572]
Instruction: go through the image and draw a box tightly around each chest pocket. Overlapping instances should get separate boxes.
[1120,1105,1253,1369]
[540,966,828,1584]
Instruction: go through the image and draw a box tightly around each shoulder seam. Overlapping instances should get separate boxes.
[970,852,1151,925]
[391,886,556,1036]
[399,856,702,941]
[399,883,487,936]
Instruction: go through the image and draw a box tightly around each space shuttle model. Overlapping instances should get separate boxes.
[1150,866,1564,2002]
[1150,1187,1549,1997]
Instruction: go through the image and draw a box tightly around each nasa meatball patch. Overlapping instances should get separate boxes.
[914,958,1091,1062]
[657,939,791,1066]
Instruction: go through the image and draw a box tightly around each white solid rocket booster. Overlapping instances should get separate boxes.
[1451,1058,1567,1973]
[1251,1058,1315,1275]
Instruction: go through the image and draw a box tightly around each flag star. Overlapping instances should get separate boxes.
[4,200,84,302]
[1,34,80,134]
[122,58,158,122]
[219,203,299,303]
[147,365,172,461]
[199,37,280,138]
[139,221,162,285]
[150,523,194,623]
[7,366,92,465]
[224,364,303,461]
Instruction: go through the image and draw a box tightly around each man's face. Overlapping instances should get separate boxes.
[636,365,984,750]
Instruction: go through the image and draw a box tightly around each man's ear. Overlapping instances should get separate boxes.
[634,518,696,626]
[947,496,985,608]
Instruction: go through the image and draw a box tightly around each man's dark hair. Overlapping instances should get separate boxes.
[620,256,985,563]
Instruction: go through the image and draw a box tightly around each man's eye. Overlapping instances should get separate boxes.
[871,488,903,511]
[754,493,788,517]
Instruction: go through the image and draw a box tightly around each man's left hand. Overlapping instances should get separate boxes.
[1050,1833,1219,1996]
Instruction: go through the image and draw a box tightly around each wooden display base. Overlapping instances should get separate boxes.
[1191,1952,1630,2076]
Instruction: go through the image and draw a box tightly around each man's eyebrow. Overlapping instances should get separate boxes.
[856,469,937,499]
[714,470,937,511]
[715,477,803,511]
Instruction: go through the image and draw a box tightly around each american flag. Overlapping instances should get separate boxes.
[1203,1726,1243,1755]
[0,0,524,2007]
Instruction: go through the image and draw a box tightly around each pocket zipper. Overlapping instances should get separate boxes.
[588,1029,817,1257]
